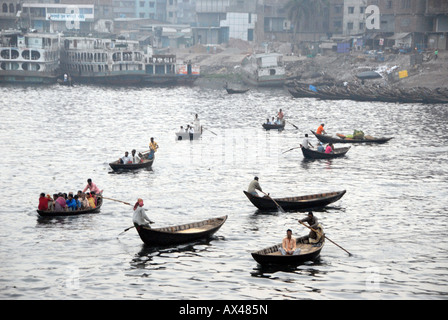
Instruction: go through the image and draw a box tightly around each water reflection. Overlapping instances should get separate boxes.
[250,257,326,279]
[130,237,221,270]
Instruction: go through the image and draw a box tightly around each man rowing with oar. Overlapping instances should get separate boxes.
[132,198,154,228]
[298,212,324,244]
[247,176,263,197]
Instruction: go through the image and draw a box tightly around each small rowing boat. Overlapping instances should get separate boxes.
[226,88,250,94]
[262,122,285,130]
[109,152,154,171]
[243,190,345,211]
[301,146,350,159]
[252,237,324,265]
[175,131,202,140]
[135,215,227,246]
[37,195,103,217]
[311,131,393,144]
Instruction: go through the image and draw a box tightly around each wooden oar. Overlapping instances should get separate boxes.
[118,226,134,236]
[286,120,299,130]
[260,191,286,213]
[102,197,132,206]
[299,221,352,256]
[202,126,217,136]
[282,146,301,154]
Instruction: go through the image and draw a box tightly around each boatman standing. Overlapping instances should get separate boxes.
[133,198,154,228]
[148,137,159,159]
[247,176,263,196]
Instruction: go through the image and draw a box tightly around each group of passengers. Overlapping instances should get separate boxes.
[38,179,102,212]
[265,109,285,125]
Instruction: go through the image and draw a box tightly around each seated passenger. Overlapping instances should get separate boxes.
[54,193,67,212]
[66,193,77,211]
[131,149,141,164]
[87,193,96,208]
[279,229,301,255]
[38,193,51,211]
[120,151,132,164]
[317,142,325,152]
[325,143,334,154]
[80,193,90,209]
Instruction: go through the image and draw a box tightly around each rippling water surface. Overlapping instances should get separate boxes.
[0,83,447,300]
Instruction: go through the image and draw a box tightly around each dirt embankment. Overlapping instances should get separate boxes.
[170,41,448,89]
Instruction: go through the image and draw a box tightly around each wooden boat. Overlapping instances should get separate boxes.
[175,131,202,140]
[109,153,154,171]
[311,131,393,144]
[262,121,285,130]
[301,146,350,159]
[252,237,324,265]
[356,71,382,80]
[226,88,250,94]
[37,196,103,217]
[243,190,346,211]
[135,215,227,246]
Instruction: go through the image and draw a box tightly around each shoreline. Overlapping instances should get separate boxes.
[172,44,448,92]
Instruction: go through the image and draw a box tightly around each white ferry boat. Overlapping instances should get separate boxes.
[0,30,61,84]
[240,53,286,87]
[60,37,145,85]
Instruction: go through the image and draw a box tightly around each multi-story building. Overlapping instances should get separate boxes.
[2,0,114,34]
[343,0,368,35]
[425,0,448,49]
[193,0,258,44]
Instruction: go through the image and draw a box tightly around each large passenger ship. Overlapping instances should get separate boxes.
[0,30,61,84]
[60,36,145,85]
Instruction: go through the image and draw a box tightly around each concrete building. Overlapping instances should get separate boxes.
[5,0,114,34]
[343,0,368,35]
[193,0,258,44]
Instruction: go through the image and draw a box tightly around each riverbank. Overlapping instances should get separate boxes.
[171,42,447,90]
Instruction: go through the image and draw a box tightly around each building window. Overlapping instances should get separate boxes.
[348,7,354,14]
[2,3,8,12]
[386,1,393,9]
[347,22,354,30]
[140,1,145,7]
[359,22,365,30]
[360,6,365,14]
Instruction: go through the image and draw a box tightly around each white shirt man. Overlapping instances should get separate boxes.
[131,150,141,164]
[301,134,314,149]
[121,152,132,164]
[133,199,153,226]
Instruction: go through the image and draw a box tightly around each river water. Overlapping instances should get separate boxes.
[0,83,447,300]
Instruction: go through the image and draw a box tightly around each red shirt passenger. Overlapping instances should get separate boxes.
[38,193,50,210]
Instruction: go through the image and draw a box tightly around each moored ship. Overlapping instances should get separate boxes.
[0,30,61,84]
[143,51,200,85]
[240,52,286,87]
[60,36,145,85]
